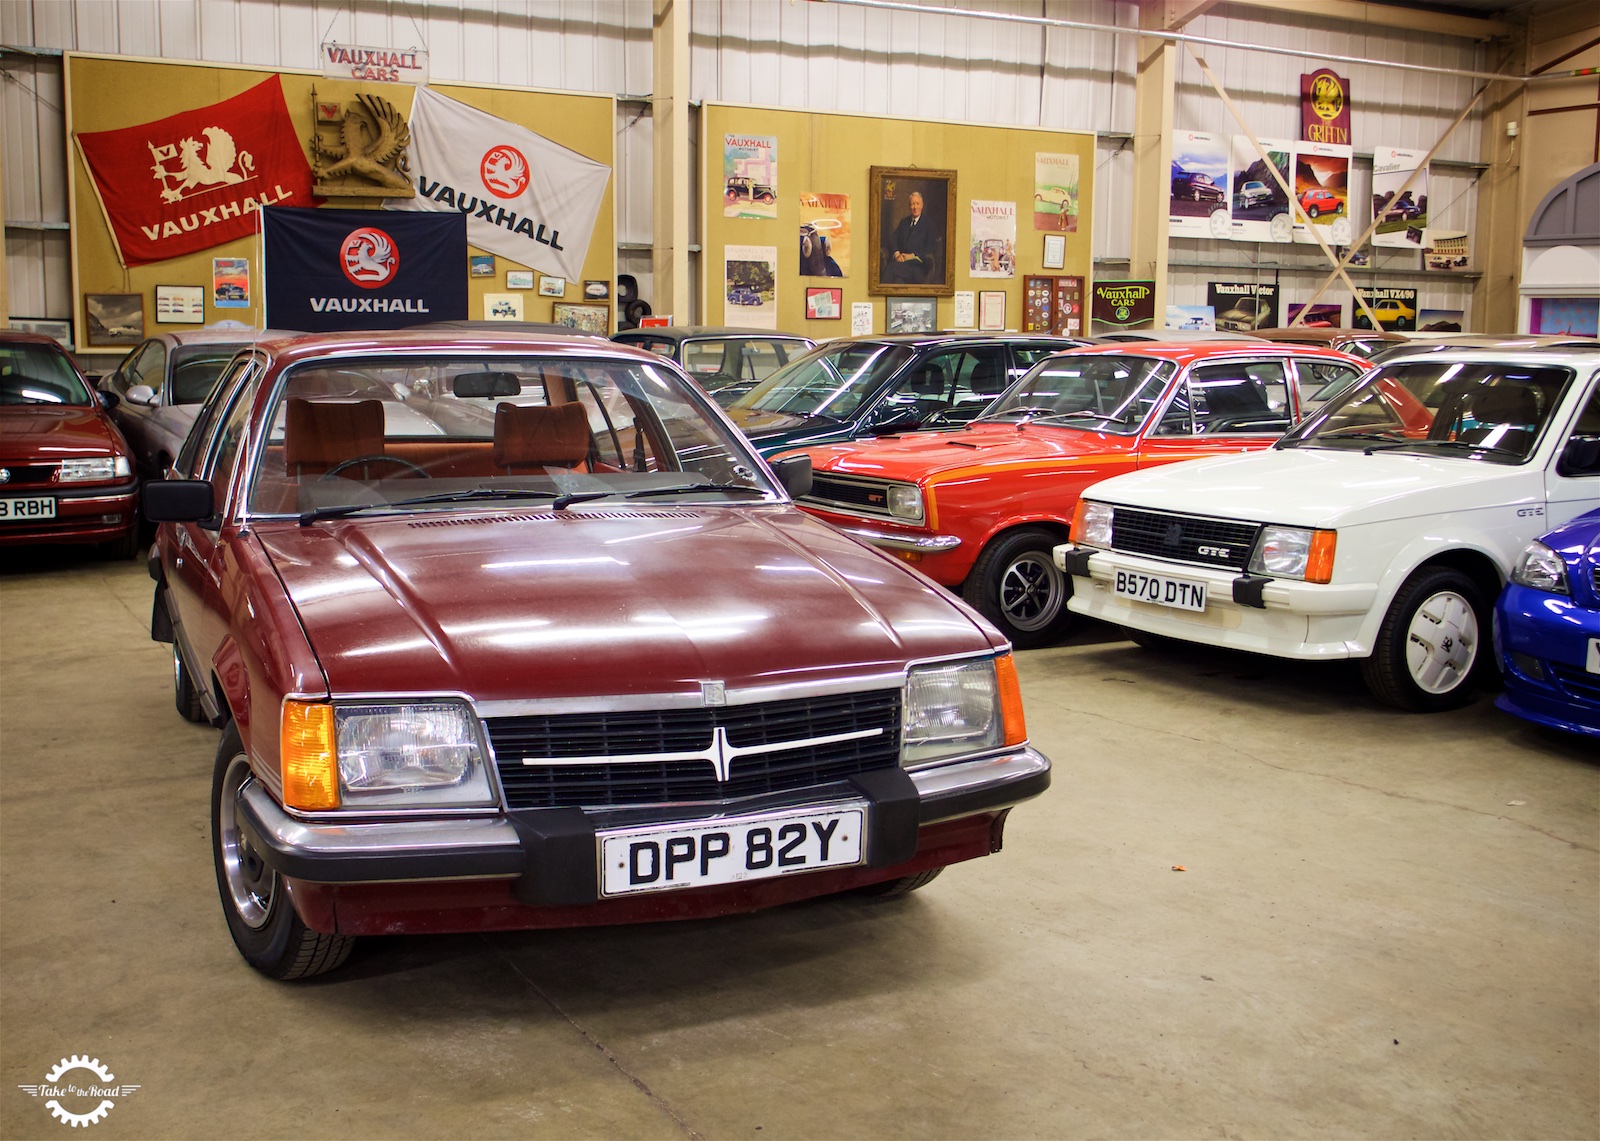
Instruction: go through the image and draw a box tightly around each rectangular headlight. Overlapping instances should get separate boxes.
[902,658,1004,767]
[334,702,495,808]
[1249,526,1336,583]
[887,484,924,521]
[58,456,130,482]
[1073,499,1114,548]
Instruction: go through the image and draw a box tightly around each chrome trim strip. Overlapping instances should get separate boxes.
[474,673,907,717]
[240,782,521,863]
[517,725,885,777]
[837,526,961,553]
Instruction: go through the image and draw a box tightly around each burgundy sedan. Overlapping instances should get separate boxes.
[1,331,138,557]
[144,330,1050,980]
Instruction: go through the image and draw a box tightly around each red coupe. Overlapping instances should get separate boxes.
[1,331,139,557]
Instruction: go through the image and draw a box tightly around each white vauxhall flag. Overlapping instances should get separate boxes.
[388,86,611,280]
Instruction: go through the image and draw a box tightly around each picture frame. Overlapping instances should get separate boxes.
[805,286,843,320]
[552,302,610,334]
[483,293,524,321]
[979,290,1007,331]
[10,317,72,349]
[469,255,496,278]
[538,275,567,298]
[885,296,937,334]
[869,166,957,296]
[506,271,535,290]
[84,294,144,347]
[155,285,205,324]
[583,280,611,301]
[1042,233,1067,270]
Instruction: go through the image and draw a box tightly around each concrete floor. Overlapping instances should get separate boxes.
[2,547,1596,1140]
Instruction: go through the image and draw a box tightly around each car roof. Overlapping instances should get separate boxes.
[0,330,69,348]
[1089,329,1265,343]
[1254,327,1405,345]
[830,332,1083,348]
[1052,340,1364,365]
[146,328,298,350]
[1367,345,1600,367]
[612,326,815,342]
[1368,334,1600,363]
[235,327,672,370]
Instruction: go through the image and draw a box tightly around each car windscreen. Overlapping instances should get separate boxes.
[976,355,1175,435]
[725,343,914,419]
[245,354,778,519]
[1279,361,1575,465]
[0,342,94,406]
[170,349,242,404]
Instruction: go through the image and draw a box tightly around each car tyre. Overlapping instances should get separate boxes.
[174,642,207,723]
[1123,626,1180,652]
[853,867,943,898]
[213,722,355,980]
[1360,567,1487,712]
[100,527,140,561]
[1308,204,1320,218]
[963,527,1074,649]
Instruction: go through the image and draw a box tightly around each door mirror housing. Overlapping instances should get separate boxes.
[142,479,217,524]
[768,454,812,499]
[125,384,159,407]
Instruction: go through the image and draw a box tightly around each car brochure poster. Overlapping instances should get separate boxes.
[1208,282,1279,331]
[484,292,524,321]
[969,201,1016,277]
[1352,286,1418,331]
[1372,146,1428,248]
[212,258,250,308]
[1229,135,1294,243]
[1169,131,1230,239]
[724,244,777,329]
[724,134,777,220]
[798,193,850,277]
[1423,229,1469,270]
[1419,308,1464,333]
[156,284,205,323]
[1033,152,1079,232]
[851,301,874,335]
[1301,69,1352,146]
[1091,281,1155,327]
[1166,304,1215,331]
[1288,301,1344,327]
[1292,141,1353,246]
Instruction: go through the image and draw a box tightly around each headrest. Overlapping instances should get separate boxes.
[1467,384,1539,426]
[969,358,1005,396]
[493,402,591,468]
[908,365,944,397]
[284,399,385,470]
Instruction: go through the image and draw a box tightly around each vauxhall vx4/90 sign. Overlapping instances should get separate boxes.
[262,206,466,332]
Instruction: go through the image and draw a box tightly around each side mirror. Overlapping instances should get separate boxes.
[1557,435,1600,477]
[142,479,216,524]
[125,384,159,407]
[769,454,812,499]
[98,389,119,410]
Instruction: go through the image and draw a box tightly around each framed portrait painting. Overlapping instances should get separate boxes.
[869,166,956,297]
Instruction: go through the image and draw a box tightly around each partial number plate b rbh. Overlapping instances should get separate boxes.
[1114,568,1208,612]
[0,497,56,521]
[599,803,866,897]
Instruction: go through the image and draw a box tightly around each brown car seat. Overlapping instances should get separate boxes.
[492,402,592,471]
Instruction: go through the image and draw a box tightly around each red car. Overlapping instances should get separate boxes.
[1,331,139,557]
[142,330,1049,979]
[787,342,1369,646]
[1298,187,1344,218]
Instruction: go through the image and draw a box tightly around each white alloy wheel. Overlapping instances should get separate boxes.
[1403,588,1479,695]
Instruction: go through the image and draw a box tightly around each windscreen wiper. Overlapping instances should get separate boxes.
[1361,439,1524,460]
[625,483,770,500]
[298,487,614,525]
[1278,430,1401,449]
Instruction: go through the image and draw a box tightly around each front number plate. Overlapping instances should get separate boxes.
[0,496,56,521]
[1587,638,1599,675]
[599,804,865,897]
[1114,568,1208,612]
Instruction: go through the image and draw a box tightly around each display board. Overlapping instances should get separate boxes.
[701,103,1094,335]
[65,53,615,357]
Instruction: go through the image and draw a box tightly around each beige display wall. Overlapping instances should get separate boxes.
[65,53,615,359]
[701,102,1095,334]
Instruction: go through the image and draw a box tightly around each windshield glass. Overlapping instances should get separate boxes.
[0,342,93,406]
[170,349,241,404]
[981,355,1175,435]
[1280,361,1574,464]
[725,342,914,418]
[246,353,777,518]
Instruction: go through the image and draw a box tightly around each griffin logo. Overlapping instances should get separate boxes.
[481,145,530,198]
[1162,522,1184,547]
[149,127,256,204]
[340,227,399,288]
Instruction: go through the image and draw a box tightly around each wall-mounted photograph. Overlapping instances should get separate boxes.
[870,166,956,296]
[84,294,144,347]
[886,296,937,333]
[805,286,843,320]
[553,302,610,334]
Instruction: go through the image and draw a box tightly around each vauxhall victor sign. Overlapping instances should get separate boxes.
[262,206,466,332]
[386,86,611,282]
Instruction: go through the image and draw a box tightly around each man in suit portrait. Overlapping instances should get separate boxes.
[885,190,942,284]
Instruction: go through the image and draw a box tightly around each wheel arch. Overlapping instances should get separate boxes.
[962,517,1072,587]
[1354,540,1508,655]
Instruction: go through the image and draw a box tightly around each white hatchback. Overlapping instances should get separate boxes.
[1056,348,1600,711]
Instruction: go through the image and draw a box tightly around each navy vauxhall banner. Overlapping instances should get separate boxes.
[262,206,467,332]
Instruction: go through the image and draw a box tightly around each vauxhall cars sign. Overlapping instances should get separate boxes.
[262,206,466,332]
[386,86,611,281]
[74,76,317,267]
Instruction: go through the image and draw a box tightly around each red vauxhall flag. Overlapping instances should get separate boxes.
[74,75,318,267]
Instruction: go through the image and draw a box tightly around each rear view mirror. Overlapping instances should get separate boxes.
[1557,435,1600,477]
[142,479,216,524]
[454,371,521,399]
[769,454,812,499]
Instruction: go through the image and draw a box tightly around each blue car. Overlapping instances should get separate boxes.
[1494,506,1600,738]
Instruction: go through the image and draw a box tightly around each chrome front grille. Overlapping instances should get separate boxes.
[1110,508,1260,570]
[488,690,902,809]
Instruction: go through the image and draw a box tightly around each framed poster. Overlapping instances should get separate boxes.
[538,275,567,298]
[484,293,524,321]
[84,294,144,347]
[155,285,205,324]
[1042,234,1066,270]
[869,166,956,296]
[506,271,534,290]
[885,296,937,333]
[1023,276,1053,332]
[469,255,495,277]
[979,290,1007,331]
[805,287,843,320]
[10,318,72,348]
[553,302,610,334]
[1053,275,1085,337]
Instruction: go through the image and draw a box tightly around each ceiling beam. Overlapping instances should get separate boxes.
[1157,1,1222,31]
[1217,0,1511,42]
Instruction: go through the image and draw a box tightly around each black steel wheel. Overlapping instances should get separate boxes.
[963,528,1074,649]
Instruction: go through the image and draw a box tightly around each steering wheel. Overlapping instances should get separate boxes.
[319,455,429,481]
